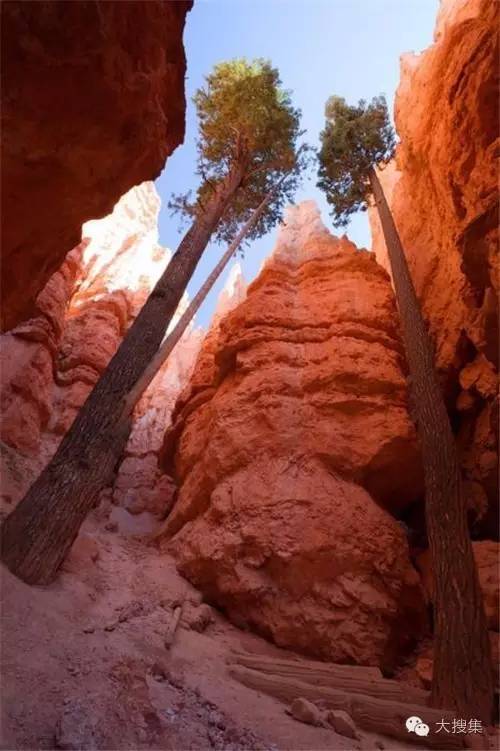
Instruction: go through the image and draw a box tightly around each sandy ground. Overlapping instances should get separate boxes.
[0,510,486,751]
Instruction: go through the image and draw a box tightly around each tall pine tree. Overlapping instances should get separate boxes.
[317,95,493,722]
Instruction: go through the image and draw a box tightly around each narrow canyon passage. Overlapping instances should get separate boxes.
[1,0,498,749]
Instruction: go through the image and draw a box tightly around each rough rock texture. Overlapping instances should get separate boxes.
[48,183,176,440]
[162,202,427,667]
[112,318,203,519]
[369,0,498,535]
[0,183,199,521]
[1,0,192,330]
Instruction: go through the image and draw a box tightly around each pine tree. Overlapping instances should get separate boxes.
[1,59,303,585]
[317,95,493,722]
[125,174,293,411]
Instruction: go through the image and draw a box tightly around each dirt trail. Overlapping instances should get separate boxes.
[1,512,429,751]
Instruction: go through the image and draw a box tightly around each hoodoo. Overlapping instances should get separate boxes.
[160,202,427,668]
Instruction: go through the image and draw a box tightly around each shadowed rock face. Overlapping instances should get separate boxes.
[162,202,427,667]
[1,0,192,330]
[369,0,498,536]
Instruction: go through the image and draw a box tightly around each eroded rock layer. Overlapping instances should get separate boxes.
[0,183,200,522]
[1,0,192,329]
[370,0,498,534]
[162,202,427,668]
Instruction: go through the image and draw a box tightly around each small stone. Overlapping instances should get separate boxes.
[104,624,115,632]
[375,741,385,750]
[82,626,95,634]
[188,590,204,606]
[289,698,325,727]
[104,521,118,533]
[186,603,215,633]
[327,709,359,740]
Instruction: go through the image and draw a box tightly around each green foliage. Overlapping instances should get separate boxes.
[169,58,305,244]
[317,95,395,228]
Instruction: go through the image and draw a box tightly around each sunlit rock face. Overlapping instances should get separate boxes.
[161,201,427,667]
[0,183,199,517]
[1,0,192,330]
[369,0,498,535]
[49,183,172,439]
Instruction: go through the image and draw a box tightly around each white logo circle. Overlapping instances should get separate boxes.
[415,722,430,736]
[406,716,422,733]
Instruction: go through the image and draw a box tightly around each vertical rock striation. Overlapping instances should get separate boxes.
[1,0,192,329]
[161,202,427,668]
[369,0,498,534]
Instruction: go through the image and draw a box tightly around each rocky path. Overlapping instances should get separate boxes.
[1,511,430,751]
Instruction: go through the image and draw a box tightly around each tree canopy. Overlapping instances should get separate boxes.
[317,95,395,227]
[170,58,305,243]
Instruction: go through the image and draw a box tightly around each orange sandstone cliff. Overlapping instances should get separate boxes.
[369,0,498,537]
[160,202,428,669]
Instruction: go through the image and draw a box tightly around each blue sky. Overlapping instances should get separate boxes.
[155,0,439,326]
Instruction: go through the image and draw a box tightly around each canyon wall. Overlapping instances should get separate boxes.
[0,183,201,524]
[1,0,192,330]
[369,0,498,536]
[160,202,427,669]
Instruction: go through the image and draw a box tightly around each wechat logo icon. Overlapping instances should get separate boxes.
[406,716,430,736]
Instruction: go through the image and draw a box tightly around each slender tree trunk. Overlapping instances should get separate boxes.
[0,163,246,585]
[369,167,493,722]
[124,183,280,412]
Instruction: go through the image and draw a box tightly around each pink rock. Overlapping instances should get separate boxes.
[289,698,325,728]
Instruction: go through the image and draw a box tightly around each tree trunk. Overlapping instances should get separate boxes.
[124,183,280,412]
[369,167,493,722]
[0,163,246,585]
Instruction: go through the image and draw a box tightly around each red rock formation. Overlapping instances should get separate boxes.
[369,0,498,534]
[161,202,427,667]
[112,318,203,519]
[48,183,174,439]
[0,245,84,457]
[0,183,200,521]
[1,0,192,330]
